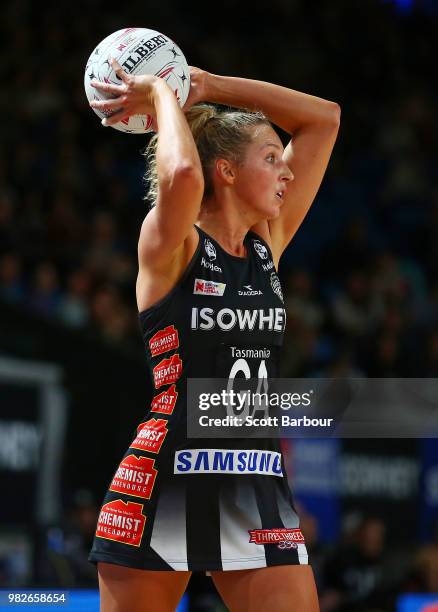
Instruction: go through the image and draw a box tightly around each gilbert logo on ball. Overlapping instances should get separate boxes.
[84,27,190,134]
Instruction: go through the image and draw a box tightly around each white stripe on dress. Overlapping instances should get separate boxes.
[219,481,267,570]
[150,482,189,570]
[276,486,309,564]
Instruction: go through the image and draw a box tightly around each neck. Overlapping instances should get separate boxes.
[197,196,260,258]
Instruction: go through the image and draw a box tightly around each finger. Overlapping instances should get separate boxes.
[182,97,195,113]
[91,79,124,96]
[182,90,198,113]
[182,102,193,113]
[102,108,129,126]
[90,97,125,111]
[109,57,130,83]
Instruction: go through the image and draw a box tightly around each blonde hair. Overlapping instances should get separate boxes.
[143,104,270,206]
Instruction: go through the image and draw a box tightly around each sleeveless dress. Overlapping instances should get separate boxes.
[89,226,308,571]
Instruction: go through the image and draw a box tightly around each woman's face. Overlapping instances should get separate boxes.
[232,124,293,219]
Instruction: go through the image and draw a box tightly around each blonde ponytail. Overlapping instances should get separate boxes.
[143,103,269,206]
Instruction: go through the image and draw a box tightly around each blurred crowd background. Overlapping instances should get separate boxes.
[1,0,437,610]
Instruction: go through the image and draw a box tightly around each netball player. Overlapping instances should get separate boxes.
[88,58,340,612]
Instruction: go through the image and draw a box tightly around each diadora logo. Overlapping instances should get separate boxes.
[194,279,226,296]
[238,285,263,296]
[201,257,222,273]
[204,238,216,260]
[270,272,284,302]
[253,239,269,260]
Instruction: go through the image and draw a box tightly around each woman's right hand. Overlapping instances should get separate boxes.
[90,57,163,126]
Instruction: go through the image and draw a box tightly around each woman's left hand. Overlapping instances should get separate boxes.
[183,66,210,112]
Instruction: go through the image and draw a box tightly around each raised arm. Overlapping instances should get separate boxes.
[196,70,340,262]
[137,78,204,266]
[91,59,204,269]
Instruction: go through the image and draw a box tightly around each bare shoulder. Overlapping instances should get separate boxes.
[136,226,199,312]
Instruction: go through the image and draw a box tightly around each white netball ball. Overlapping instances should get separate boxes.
[84,27,190,134]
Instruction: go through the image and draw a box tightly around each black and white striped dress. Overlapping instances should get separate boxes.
[89,226,308,571]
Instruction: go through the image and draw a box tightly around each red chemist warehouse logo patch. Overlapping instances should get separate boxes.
[151,384,178,415]
[96,499,146,547]
[153,353,182,389]
[109,454,158,500]
[130,418,168,454]
[149,325,179,357]
[249,528,305,550]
